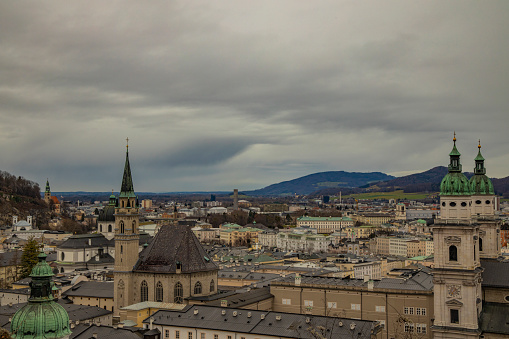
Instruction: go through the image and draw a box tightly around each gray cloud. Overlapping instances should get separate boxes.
[0,1,508,191]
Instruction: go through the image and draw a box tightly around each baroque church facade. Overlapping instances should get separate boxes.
[113,144,218,316]
[432,136,503,339]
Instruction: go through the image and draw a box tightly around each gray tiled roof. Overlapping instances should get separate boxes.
[0,300,111,321]
[134,225,218,274]
[273,270,433,292]
[70,323,145,339]
[207,287,273,308]
[481,259,509,288]
[146,305,380,339]
[62,281,114,299]
[479,302,509,335]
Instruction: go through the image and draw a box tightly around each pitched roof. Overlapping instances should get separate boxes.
[62,281,114,299]
[134,225,218,274]
[479,302,509,335]
[481,259,509,288]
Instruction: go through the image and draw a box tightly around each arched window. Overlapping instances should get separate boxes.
[120,221,125,234]
[108,224,112,232]
[210,280,215,293]
[174,282,183,303]
[140,280,148,302]
[194,281,202,295]
[100,225,103,232]
[120,245,123,254]
[479,238,483,252]
[132,221,136,233]
[156,281,163,302]
[449,245,458,262]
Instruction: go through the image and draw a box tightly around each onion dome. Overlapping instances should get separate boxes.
[11,253,71,339]
[440,134,472,195]
[469,141,494,195]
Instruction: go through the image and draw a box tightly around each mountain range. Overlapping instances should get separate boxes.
[244,167,509,198]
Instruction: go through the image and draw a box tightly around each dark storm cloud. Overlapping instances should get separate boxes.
[0,1,508,191]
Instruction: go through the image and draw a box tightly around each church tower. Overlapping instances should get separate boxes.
[469,141,500,259]
[44,179,51,205]
[114,140,140,315]
[432,135,482,339]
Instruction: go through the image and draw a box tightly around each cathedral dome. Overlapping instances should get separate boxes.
[11,253,71,339]
[440,172,472,195]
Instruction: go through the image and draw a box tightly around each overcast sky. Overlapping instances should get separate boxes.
[1,1,508,192]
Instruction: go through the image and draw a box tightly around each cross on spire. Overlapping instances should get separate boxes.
[126,137,129,151]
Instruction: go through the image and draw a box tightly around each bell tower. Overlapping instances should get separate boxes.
[432,134,482,339]
[44,179,51,205]
[469,141,500,259]
[114,139,140,315]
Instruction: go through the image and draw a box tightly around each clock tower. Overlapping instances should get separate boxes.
[113,139,140,316]
[432,135,482,339]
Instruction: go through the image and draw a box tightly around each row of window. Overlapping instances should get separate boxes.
[404,307,427,316]
[283,299,426,315]
[442,200,491,207]
[119,279,214,303]
[404,323,427,333]
[165,330,245,339]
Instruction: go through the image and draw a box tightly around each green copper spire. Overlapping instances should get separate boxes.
[440,133,472,195]
[45,179,50,193]
[11,252,71,338]
[120,138,136,198]
[470,141,494,195]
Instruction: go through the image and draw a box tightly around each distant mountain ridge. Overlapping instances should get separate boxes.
[244,171,395,196]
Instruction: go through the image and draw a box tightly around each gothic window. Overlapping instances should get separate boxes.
[449,245,458,262]
[141,280,148,302]
[210,279,215,293]
[156,281,163,302]
[108,224,112,232]
[479,238,483,252]
[132,221,136,233]
[194,281,202,295]
[174,282,183,303]
[120,221,125,234]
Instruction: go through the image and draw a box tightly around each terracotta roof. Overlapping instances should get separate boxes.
[134,225,218,274]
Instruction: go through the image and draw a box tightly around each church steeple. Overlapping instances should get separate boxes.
[120,139,135,198]
[45,179,51,193]
[474,140,486,175]
[448,132,462,173]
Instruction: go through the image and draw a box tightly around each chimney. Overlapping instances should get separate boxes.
[27,216,33,225]
[295,274,301,286]
[233,189,238,210]
[92,333,98,338]
[368,280,374,291]
[221,300,228,307]
[149,317,154,330]
[12,216,18,225]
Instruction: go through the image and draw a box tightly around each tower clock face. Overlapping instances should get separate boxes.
[447,285,461,298]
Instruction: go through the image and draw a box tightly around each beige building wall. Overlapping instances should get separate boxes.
[271,283,433,339]
[67,295,115,312]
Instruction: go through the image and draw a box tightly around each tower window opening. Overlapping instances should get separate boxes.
[132,220,136,233]
[485,200,491,205]
[108,224,112,232]
[450,309,459,324]
[450,202,456,207]
[442,202,446,207]
[449,245,458,262]
[210,280,215,293]
[476,200,482,205]
[120,221,125,234]
[461,202,467,207]
[479,238,483,252]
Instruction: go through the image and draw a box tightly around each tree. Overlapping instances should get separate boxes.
[20,237,40,279]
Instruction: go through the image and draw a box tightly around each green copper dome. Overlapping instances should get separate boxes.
[11,253,71,339]
[440,135,472,196]
[469,142,494,195]
[440,172,472,195]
